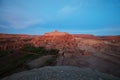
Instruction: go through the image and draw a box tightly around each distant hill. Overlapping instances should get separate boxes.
[44,30,69,36]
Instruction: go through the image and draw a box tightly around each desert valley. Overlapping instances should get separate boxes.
[0,30,120,80]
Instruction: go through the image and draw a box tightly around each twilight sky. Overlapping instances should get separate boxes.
[0,0,120,35]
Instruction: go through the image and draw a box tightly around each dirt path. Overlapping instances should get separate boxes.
[27,55,54,69]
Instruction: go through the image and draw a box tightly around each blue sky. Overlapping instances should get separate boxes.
[0,0,120,35]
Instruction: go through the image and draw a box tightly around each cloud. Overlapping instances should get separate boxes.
[62,27,120,35]
[74,28,120,33]
[57,5,77,16]
[6,15,42,29]
[0,24,10,29]
[0,7,43,29]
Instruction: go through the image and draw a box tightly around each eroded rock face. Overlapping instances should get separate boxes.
[44,30,69,36]
[0,33,120,77]
[0,34,33,50]
[31,35,76,53]
[2,66,120,80]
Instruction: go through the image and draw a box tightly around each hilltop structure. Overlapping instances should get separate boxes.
[44,30,69,36]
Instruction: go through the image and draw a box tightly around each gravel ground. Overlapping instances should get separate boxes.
[27,55,54,69]
[1,66,120,80]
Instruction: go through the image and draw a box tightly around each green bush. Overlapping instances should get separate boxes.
[48,49,59,55]
[22,46,59,56]
[0,50,13,57]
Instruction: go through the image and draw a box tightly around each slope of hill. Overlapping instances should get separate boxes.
[0,31,120,78]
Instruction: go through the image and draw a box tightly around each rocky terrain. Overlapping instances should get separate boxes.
[0,31,120,79]
[1,66,120,80]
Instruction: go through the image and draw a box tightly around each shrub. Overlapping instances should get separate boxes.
[0,50,13,57]
[22,46,59,56]
[48,49,59,55]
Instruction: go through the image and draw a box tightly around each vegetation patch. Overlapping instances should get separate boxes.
[22,45,59,56]
[0,45,59,79]
[0,50,13,57]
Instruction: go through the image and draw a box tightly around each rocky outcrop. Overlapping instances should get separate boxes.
[0,33,120,77]
[0,34,33,50]
[44,30,69,36]
[1,66,120,80]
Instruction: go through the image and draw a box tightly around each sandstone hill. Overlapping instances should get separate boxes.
[0,31,120,78]
[44,30,68,36]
